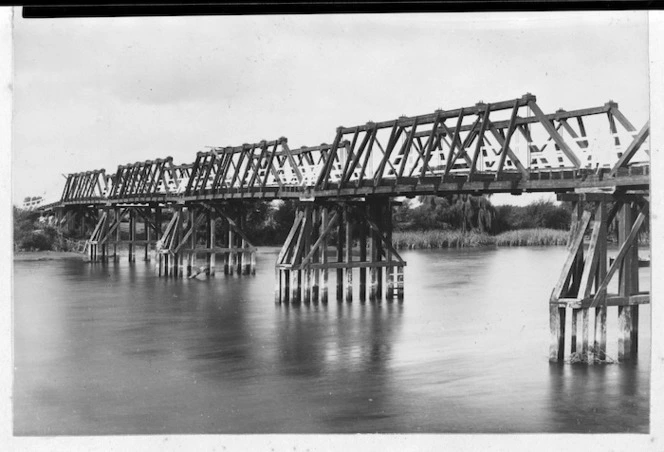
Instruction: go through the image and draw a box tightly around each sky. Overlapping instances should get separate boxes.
[11,11,650,205]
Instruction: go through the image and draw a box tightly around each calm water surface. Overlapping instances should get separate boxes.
[13,246,650,434]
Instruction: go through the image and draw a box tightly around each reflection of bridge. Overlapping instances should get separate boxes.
[39,93,650,364]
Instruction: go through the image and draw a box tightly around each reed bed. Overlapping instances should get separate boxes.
[493,228,569,247]
[392,228,568,249]
[392,230,495,249]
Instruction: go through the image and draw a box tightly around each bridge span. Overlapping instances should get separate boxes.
[38,93,650,364]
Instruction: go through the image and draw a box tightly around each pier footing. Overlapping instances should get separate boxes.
[275,197,405,304]
[549,192,649,363]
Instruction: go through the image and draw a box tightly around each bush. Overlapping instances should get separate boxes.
[493,201,571,233]
[19,231,54,251]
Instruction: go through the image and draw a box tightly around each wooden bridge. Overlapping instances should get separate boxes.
[38,93,651,364]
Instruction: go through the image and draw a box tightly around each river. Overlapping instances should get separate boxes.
[13,246,650,434]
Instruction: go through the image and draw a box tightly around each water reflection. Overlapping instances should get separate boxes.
[13,246,650,434]
[275,302,403,376]
[546,363,649,433]
[272,302,403,430]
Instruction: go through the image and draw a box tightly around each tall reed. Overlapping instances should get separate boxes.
[392,228,568,249]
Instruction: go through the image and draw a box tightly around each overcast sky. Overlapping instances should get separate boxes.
[11,11,650,205]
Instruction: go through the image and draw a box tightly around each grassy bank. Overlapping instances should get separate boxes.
[393,228,568,249]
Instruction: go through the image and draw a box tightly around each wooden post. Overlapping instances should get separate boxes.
[100,208,108,262]
[291,267,300,303]
[336,207,344,302]
[570,202,584,297]
[209,209,216,276]
[345,208,353,302]
[618,305,633,361]
[128,208,136,263]
[385,201,394,299]
[144,207,150,262]
[114,208,119,262]
[376,202,384,301]
[593,202,608,362]
[283,270,290,302]
[594,306,607,361]
[186,209,195,277]
[275,268,281,303]
[223,217,230,275]
[176,207,184,278]
[581,307,590,360]
[156,207,162,274]
[304,206,312,303]
[571,308,579,354]
[321,207,329,303]
[311,208,320,302]
[359,215,367,302]
[549,305,566,362]
[396,266,404,300]
[228,224,235,276]
[239,212,246,275]
[369,201,379,302]
[618,202,638,361]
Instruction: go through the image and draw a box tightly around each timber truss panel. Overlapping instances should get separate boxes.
[182,138,353,198]
[312,94,648,193]
[60,169,108,203]
[108,157,187,200]
[549,192,649,363]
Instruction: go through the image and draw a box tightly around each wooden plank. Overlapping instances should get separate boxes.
[294,260,406,270]
[444,114,478,179]
[594,306,607,361]
[419,111,442,178]
[552,293,650,308]
[315,130,343,190]
[488,123,529,179]
[618,305,632,361]
[528,100,581,168]
[549,305,566,362]
[277,212,304,265]
[372,123,402,185]
[551,210,592,300]
[577,206,603,298]
[496,101,521,176]
[469,104,491,177]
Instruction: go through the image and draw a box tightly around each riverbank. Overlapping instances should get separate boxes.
[393,228,568,249]
[14,251,87,261]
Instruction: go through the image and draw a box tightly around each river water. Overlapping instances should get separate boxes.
[13,246,650,435]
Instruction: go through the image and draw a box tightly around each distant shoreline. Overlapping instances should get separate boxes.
[13,251,87,261]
